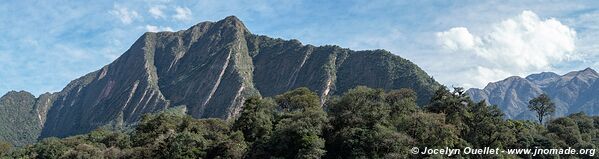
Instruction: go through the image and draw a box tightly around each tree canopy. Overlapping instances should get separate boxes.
[2,86,597,159]
[528,93,556,124]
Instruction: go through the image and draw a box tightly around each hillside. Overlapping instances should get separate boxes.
[0,91,54,146]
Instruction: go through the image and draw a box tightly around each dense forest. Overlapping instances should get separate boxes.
[0,86,597,158]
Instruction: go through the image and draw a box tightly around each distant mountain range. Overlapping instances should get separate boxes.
[467,68,599,120]
[0,16,440,146]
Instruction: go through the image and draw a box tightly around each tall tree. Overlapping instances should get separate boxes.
[465,101,514,148]
[232,96,275,158]
[425,86,472,134]
[270,87,327,159]
[326,86,410,158]
[528,94,556,124]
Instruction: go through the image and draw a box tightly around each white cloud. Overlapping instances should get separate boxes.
[145,25,174,32]
[563,11,599,68]
[436,10,577,88]
[173,6,192,21]
[109,5,140,24]
[437,27,480,51]
[148,5,165,19]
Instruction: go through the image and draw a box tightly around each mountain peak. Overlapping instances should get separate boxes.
[482,76,527,90]
[503,76,525,82]
[525,72,560,85]
[186,15,248,35]
[223,15,242,23]
[214,15,248,32]
[563,67,599,79]
[581,67,598,75]
[2,90,34,98]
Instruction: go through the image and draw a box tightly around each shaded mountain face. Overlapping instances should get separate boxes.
[467,68,599,120]
[0,16,439,140]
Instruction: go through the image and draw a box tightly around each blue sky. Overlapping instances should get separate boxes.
[1,0,599,95]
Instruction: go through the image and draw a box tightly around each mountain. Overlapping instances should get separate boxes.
[0,16,440,143]
[0,91,54,146]
[467,68,599,120]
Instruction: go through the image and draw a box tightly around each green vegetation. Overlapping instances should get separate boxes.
[0,141,11,156]
[2,87,598,158]
[0,91,45,147]
[528,93,556,124]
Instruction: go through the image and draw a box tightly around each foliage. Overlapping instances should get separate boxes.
[528,93,556,124]
[2,86,598,159]
[0,141,11,156]
[232,96,275,158]
[0,91,44,147]
[326,86,408,158]
[269,87,327,159]
[425,87,472,133]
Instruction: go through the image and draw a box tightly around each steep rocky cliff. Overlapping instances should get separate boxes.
[1,16,440,141]
[467,68,599,120]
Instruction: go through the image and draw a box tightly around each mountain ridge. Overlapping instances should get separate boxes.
[467,67,599,120]
[0,16,440,144]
